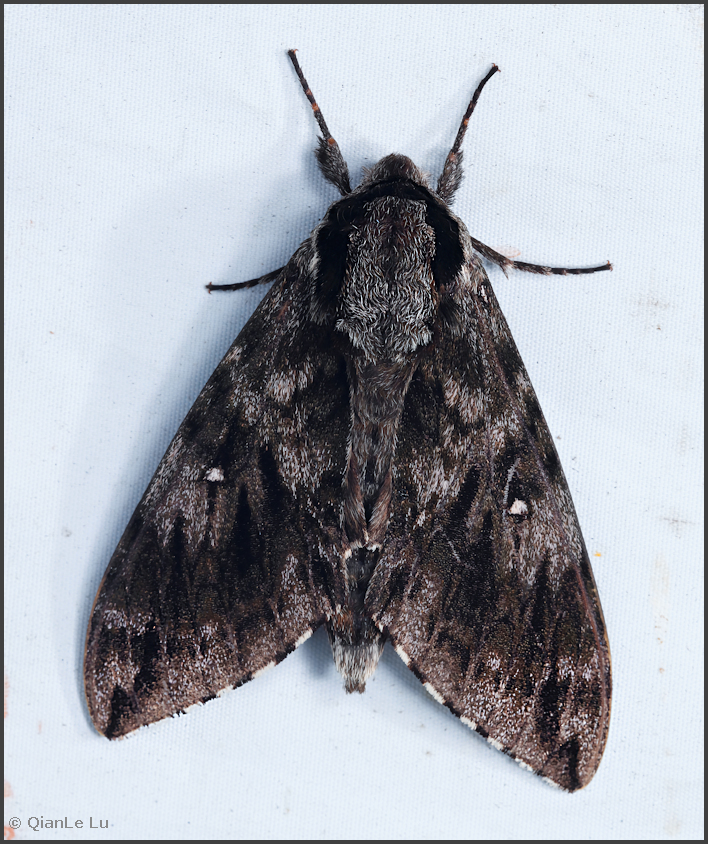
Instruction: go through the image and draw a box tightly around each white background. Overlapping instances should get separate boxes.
[5,5,703,840]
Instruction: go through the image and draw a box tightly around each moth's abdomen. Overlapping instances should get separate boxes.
[327,180,445,692]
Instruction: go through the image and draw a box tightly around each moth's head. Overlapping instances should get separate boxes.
[360,154,431,191]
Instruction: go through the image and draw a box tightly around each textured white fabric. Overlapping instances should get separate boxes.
[5,4,703,839]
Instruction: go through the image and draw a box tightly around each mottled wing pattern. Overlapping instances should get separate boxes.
[367,257,611,791]
[85,246,349,738]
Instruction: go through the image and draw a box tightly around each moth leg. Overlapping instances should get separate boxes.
[437,64,500,204]
[288,49,352,197]
[206,266,284,293]
[468,236,613,276]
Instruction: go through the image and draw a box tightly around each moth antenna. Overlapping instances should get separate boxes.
[207,267,284,293]
[469,234,613,276]
[437,64,500,204]
[288,49,352,196]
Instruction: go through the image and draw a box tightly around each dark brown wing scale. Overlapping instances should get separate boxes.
[84,250,350,738]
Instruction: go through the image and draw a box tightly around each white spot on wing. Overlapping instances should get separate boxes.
[394,644,410,665]
[487,736,504,752]
[205,467,224,482]
[308,249,319,276]
[458,724,549,785]
[503,458,520,506]
[293,628,313,649]
[266,371,297,403]
[423,682,445,705]
[252,661,276,680]
[509,498,528,515]
[224,344,243,365]
[217,685,234,697]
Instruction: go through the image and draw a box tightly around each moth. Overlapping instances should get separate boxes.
[85,52,612,792]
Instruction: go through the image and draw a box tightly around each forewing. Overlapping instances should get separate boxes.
[367,259,611,791]
[85,248,349,738]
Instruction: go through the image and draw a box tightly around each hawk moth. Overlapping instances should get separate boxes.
[84,52,612,792]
